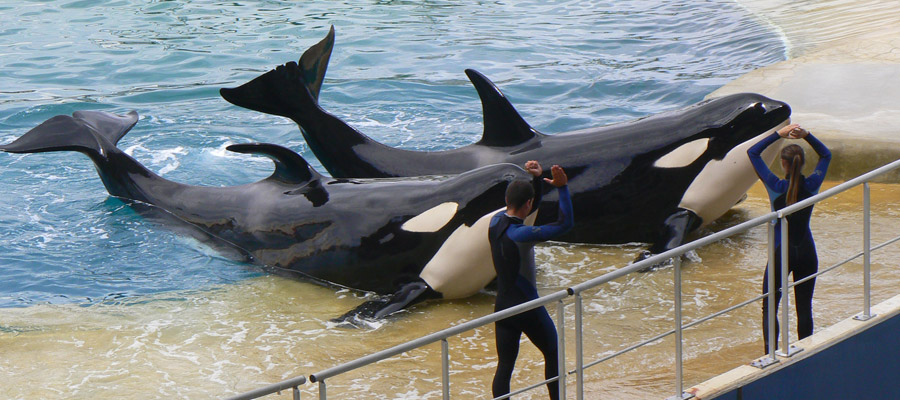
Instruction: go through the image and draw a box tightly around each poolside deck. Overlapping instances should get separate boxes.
[688,293,900,398]
[711,0,900,181]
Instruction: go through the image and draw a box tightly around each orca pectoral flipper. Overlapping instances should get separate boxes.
[227,143,322,185]
[0,111,138,159]
[649,208,703,254]
[332,280,441,326]
[635,208,703,271]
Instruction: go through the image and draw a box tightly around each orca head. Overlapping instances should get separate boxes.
[672,93,792,225]
[413,162,532,299]
[653,93,790,170]
[445,163,532,227]
[397,163,529,234]
[706,93,791,160]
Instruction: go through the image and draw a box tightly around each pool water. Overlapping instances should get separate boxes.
[0,0,785,308]
[12,1,892,399]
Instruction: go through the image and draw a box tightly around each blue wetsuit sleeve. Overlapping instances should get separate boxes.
[507,185,574,243]
[802,133,831,193]
[747,132,783,191]
[529,175,544,216]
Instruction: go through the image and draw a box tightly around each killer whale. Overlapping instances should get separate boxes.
[0,110,538,320]
[220,27,791,255]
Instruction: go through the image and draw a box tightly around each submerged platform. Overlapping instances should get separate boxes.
[689,294,900,399]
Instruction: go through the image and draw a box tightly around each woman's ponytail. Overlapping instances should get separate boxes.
[786,154,802,205]
[781,144,805,206]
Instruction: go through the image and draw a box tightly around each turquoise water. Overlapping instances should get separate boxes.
[0,1,785,307]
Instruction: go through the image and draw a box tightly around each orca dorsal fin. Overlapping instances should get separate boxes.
[466,69,541,147]
[227,143,322,185]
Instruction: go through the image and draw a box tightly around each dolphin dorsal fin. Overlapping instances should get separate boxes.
[227,143,322,185]
[466,69,541,147]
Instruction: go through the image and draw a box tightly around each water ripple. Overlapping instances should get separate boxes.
[0,1,782,310]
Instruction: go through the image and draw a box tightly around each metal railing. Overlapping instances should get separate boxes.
[231,158,900,399]
[225,376,307,400]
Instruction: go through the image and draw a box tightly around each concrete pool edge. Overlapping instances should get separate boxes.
[714,1,900,181]
[687,293,900,399]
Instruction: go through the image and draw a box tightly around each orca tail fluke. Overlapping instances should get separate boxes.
[297,25,335,103]
[220,26,334,119]
[221,26,397,178]
[0,111,138,161]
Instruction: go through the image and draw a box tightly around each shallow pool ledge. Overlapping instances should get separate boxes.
[708,35,900,182]
[688,293,900,399]
[710,1,900,182]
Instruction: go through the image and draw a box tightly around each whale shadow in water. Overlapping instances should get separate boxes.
[221,26,791,259]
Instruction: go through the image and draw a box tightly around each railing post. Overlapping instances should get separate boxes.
[557,299,566,400]
[318,381,326,400]
[667,256,692,399]
[753,219,779,368]
[777,216,801,357]
[293,386,301,400]
[575,293,584,400]
[769,219,778,357]
[855,182,877,321]
[441,338,450,400]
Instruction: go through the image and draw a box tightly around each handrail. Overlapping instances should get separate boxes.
[570,157,900,296]
[299,157,900,399]
[309,290,570,383]
[225,375,307,400]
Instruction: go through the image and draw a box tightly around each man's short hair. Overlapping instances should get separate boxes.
[505,179,534,210]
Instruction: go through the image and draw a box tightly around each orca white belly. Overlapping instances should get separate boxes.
[679,121,788,224]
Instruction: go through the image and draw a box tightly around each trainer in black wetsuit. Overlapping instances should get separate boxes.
[748,123,831,350]
[488,162,573,400]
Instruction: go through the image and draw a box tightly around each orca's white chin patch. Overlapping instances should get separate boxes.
[401,202,458,232]
[678,120,790,224]
[654,138,710,168]
[419,208,504,299]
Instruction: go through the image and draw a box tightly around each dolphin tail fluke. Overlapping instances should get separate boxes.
[332,280,441,325]
[0,111,138,161]
[465,69,543,147]
[219,26,334,119]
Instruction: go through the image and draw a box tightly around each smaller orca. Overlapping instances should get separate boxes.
[0,111,540,320]
[220,26,790,256]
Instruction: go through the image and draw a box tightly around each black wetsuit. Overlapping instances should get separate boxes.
[748,132,831,349]
[488,184,573,400]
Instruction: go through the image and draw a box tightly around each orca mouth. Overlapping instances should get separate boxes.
[733,99,791,144]
[761,100,792,123]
